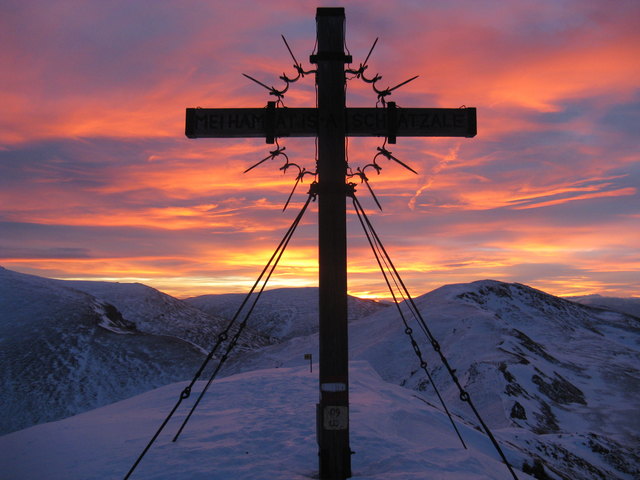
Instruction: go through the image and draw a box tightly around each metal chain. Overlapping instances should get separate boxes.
[123,191,315,479]
[171,191,314,441]
[351,194,467,448]
[351,193,520,480]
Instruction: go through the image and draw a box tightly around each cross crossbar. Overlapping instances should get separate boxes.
[186,105,476,142]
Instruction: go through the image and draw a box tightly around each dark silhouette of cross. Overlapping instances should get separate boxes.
[185,8,476,479]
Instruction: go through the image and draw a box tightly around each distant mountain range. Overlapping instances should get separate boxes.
[185,287,388,341]
[568,293,640,319]
[1,266,638,479]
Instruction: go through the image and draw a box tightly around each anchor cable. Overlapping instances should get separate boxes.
[350,192,519,480]
[351,193,466,449]
[171,191,314,441]
[123,191,315,479]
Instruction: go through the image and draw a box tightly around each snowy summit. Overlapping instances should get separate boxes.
[0,268,638,479]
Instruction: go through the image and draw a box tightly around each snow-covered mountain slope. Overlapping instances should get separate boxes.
[2,267,638,479]
[568,294,640,319]
[220,280,640,480]
[57,279,270,352]
[185,287,388,341]
[0,267,208,435]
[0,362,535,480]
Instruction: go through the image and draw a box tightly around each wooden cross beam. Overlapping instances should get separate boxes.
[186,104,476,143]
[185,8,476,480]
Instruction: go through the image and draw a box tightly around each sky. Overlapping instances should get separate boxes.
[1,0,638,300]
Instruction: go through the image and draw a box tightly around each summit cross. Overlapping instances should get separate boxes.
[185,7,476,480]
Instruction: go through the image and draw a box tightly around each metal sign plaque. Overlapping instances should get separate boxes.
[323,406,348,430]
[185,107,476,139]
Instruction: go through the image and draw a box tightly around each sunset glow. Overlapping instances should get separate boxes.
[1,0,638,299]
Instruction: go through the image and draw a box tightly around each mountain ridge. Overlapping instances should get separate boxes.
[185,286,389,341]
[219,279,640,479]
[1,267,638,479]
[0,267,208,435]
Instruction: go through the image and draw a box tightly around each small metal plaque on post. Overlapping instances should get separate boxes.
[323,406,348,430]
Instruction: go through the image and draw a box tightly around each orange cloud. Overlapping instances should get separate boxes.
[1,1,638,301]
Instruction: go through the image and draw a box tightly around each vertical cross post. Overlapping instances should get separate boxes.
[311,7,352,480]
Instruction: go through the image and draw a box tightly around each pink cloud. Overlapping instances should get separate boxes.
[1,1,638,298]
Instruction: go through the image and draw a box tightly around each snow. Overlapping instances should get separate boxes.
[0,268,208,434]
[185,287,388,341]
[217,280,640,479]
[58,279,266,352]
[2,269,639,479]
[0,362,531,480]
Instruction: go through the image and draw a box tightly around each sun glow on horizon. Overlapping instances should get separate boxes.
[1,1,637,302]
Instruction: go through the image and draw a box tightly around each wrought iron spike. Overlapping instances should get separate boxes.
[281,35,300,68]
[243,73,273,91]
[362,37,379,69]
[376,147,418,174]
[387,74,419,93]
[363,177,383,211]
